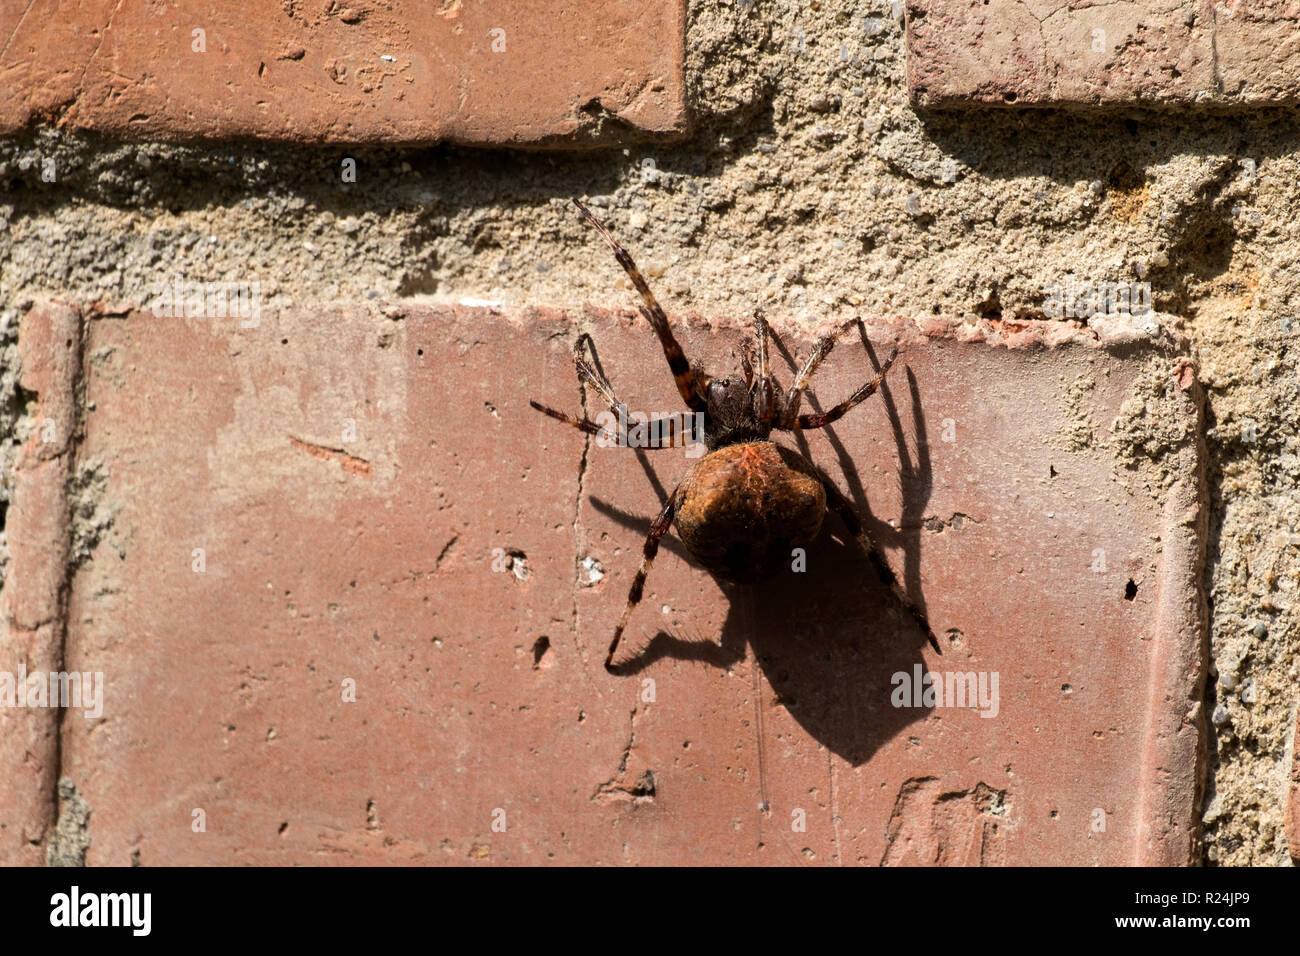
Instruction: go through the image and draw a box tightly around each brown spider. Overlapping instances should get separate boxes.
[531,198,937,672]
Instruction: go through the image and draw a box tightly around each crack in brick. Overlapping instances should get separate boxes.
[434,534,458,571]
[0,0,36,61]
[594,707,655,803]
[594,769,657,803]
[73,0,126,113]
[568,335,602,694]
[1208,0,1223,95]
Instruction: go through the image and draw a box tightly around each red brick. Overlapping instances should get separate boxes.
[906,1,1300,107]
[0,1,687,145]
[27,299,1206,865]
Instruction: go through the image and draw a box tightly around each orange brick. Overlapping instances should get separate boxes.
[0,0,687,145]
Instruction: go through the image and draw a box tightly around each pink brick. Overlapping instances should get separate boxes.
[22,299,1208,865]
[906,1,1300,107]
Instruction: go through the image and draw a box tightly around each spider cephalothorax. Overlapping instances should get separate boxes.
[531,198,934,671]
[702,376,774,449]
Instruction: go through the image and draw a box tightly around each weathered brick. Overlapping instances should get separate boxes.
[906,1,1300,108]
[18,298,1207,865]
[1214,1,1300,102]
[0,300,81,866]
[0,0,687,145]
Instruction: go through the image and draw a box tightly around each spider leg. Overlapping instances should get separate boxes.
[573,198,706,412]
[528,401,695,450]
[820,473,940,654]
[781,318,862,427]
[738,337,755,387]
[606,487,681,672]
[752,310,778,424]
[529,331,697,449]
[585,319,709,441]
[795,346,898,431]
[528,401,621,442]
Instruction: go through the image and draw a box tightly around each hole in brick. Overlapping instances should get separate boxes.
[1124,579,1138,601]
[630,770,656,799]
[581,555,605,585]
[278,821,288,835]
[504,549,530,583]
[532,635,551,670]
[1003,91,1017,103]
[1049,464,1057,478]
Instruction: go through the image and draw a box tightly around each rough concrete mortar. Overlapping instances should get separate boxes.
[0,0,1295,865]
[46,779,91,867]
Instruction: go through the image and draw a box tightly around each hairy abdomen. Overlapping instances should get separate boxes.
[675,441,825,582]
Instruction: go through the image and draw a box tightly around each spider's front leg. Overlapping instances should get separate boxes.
[819,472,940,654]
[572,198,710,412]
[606,484,682,672]
[530,333,697,449]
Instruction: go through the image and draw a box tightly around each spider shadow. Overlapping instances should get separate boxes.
[588,329,935,765]
[772,327,935,645]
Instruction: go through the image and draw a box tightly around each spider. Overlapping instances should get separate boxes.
[531,199,937,672]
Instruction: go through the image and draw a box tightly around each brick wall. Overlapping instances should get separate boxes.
[0,0,1295,865]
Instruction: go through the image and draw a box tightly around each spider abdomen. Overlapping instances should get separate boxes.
[674,441,826,582]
